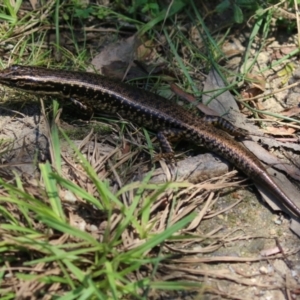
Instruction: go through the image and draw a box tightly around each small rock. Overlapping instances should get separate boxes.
[259,266,269,274]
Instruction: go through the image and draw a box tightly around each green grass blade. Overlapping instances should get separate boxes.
[125,213,195,258]
[40,162,65,220]
[139,0,186,35]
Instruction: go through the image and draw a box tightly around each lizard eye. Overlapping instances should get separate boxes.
[11,65,20,71]
[16,81,26,87]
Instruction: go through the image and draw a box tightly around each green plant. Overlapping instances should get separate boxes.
[216,0,260,23]
[0,0,23,23]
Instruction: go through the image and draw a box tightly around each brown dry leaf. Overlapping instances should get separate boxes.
[256,102,265,111]
[263,126,296,136]
[280,105,300,117]
[170,83,196,103]
[29,0,38,9]
[245,73,266,91]
[221,38,245,58]
[241,87,263,99]
[254,101,275,119]
[89,35,166,80]
[170,83,219,116]
[89,35,142,79]
[136,39,156,61]
[122,141,131,155]
[202,68,242,121]
[270,46,297,61]
[271,49,284,60]
[280,46,298,55]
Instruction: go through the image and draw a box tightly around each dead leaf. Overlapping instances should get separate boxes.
[122,142,131,155]
[89,35,167,80]
[280,105,300,117]
[280,46,297,55]
[202,68,240,119]
[89,35,141,79]
[245,73,266,91]
[241,87,263,99]
[222,38,245,58]
[271,49,283,60]
[29,0,38,9]
[170,83,219,116]
[136,39,156,61]
[255,102,273,120]
[263,126,295,136]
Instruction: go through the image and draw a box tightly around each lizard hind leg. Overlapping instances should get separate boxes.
[154,129,186,162]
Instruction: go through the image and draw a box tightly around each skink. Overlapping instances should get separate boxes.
[0,65,299,218]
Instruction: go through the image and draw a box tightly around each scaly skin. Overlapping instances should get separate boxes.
[0,65,299,217]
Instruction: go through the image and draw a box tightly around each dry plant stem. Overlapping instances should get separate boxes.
[157,199,173,231]
[40,99,55,166]
[169,226,224,245]
[162,265,295,290]
[107,160,128,206]
[200,288,248,300]
[239,81,300,102]
[149,195,169,213]
[61,153,88,179]
[0,106,26,117]
[187,192,215,230]
[173,252,299,263]
[173,244,222,254]
[172,248,300,265]
[159,160,173,182]
[176,172,239,200]
[2,266,51,272]
[204,198,244,219]
[171,198,206,226]
[279,136,300,142]
[97,148,121,178]
[100,151,139,179]
[110,213,123,233]
[248,119,300,130]
[294,0,300,47]
[78,128,94,149]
